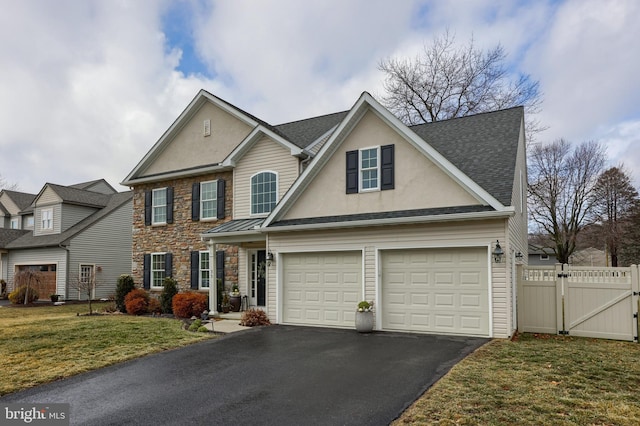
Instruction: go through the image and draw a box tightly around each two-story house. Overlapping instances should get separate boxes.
[0,179,132,300]
[124,90,527,339]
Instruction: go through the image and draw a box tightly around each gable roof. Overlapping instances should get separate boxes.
[410,106,523,206]
[40,183,112,208]
[69,178,116,193]
[1,190,37,213]
[275,111,349,150]
[264,92,519,228]
[6,191,132,249]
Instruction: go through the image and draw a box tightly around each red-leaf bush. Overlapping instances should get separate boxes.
[124,288,149,315]
[147,297,162,315]
[172,292,208,318]
[239,308,271,327]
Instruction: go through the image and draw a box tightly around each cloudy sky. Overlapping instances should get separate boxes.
[1,0,639,194]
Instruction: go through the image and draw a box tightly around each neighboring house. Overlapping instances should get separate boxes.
[0,179,132,300]
[123,90,527,339]
[528,244,558,265]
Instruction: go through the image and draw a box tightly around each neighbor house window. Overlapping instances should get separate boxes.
[200,251,210,289]
[200,181,217,219]
[151,253,166,287]
[251,171,277,215]
[10,218,19,229]
[360,147,379,191]
[26,216,34,228]
[152,188,167,224]
[41,208,53,230]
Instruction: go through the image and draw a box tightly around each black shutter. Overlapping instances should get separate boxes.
[144,191,152,226]
[381,144,395,190]
[216,250,225,282]
[165,253,173,278]
[143,254,151,289]
[166,187,174,224]
[217,179,226,219]
[192,183,200,221]
[190,251,199,289]
[346,150,359,194]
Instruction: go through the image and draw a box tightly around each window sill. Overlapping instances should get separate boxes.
[151,222,167,227]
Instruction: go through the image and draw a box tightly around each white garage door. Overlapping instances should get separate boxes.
[381,247,489,336]
[282,251,361,327]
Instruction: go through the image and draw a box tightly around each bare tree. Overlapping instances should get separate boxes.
[13,270,43,304]
[528,139,607,264]
[592,166,639,266]
[619,204,640,266]
[378,31,543,140]
[69,267,102,315]
[0,174,19,191]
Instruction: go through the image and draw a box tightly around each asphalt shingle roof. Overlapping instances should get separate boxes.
[2,190,37,212]
[47,183,112,208]
[203,218,265,234]
[275,111,349,149]
[410,106,523,206]
[0,228,29,248]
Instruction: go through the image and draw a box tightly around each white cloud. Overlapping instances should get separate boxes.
[1,0,639,195]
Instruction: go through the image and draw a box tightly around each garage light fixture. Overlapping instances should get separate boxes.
[492,240,504,263]
[265,251,274,266]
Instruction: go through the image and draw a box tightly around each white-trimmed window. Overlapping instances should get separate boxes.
[41,208,53,230]
[152,188,167,224]
[200,181,218,219]
[26,216,34,228]
[200,251,210,289]
[10,218,19,229]
[360,147,380,191]
[151,253,166,288]
[251,171,277,215]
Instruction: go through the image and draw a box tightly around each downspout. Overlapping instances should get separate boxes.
[59,242,70,300]
[299,151,312,174]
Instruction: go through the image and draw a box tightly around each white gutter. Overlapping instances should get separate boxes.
[121,164,229,186]
[262,209,514,233]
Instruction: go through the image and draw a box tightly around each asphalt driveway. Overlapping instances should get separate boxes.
[1,326,488,425]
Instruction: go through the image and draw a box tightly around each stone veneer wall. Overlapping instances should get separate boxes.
[131,171,238,293]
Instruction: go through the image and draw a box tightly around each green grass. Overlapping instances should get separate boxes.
[0,302,214,396]
[395,333,640,425]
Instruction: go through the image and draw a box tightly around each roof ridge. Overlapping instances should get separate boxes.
[409,105,524,129]
[275,110,350,127]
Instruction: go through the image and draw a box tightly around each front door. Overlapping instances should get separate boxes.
[250,250,266,307]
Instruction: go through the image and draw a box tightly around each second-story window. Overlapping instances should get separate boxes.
[152,188,167,224]
[360,147,380,191]
[200,181,217,219]
[251,171,277,215]
[10,218,20,229]
[41,208,53,230]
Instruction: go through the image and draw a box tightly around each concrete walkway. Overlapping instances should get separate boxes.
[205,318,251,334]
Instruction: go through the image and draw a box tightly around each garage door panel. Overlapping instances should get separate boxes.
[283,251,362,327]
[382,247,489,336]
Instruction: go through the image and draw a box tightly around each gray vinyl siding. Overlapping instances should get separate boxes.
[22,214,34,230]
[61,204,98,232]
[34,204,62,235]
[68,199,132,300]
[7,248,67,296]
[1,254,7,281]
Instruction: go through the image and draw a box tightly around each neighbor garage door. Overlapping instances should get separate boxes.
[381,247,489,336]
[282,251,361,327]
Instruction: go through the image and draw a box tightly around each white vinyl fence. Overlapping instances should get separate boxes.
[517,264,640,342]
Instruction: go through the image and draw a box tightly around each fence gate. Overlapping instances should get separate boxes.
[518,264,640,342]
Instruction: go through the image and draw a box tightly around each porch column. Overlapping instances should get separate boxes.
[207,239,218,316]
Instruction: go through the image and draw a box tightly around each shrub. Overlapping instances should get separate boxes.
[240,308,271,327]
[197,326,209,333]
[124,288,150,315]
[147,297,162,315]
[115,275,136,313]
[188,319,202,332]
[8,286,39,304]
[172,292,208,318]
[160,277,178,314]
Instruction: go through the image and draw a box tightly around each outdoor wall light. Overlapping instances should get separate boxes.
[515,252,524,261]
[265,251,274,266]
[492,240,504,263]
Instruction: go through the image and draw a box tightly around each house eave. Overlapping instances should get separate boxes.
[121,164,231,186]
[264,209,515,233]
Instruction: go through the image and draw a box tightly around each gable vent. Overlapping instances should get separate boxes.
[203,119,211,137]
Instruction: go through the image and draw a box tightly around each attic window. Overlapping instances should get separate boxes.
[203,119,211,137]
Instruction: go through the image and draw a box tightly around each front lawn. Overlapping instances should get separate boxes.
[0,302,213,396]
[395,333,640,425]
